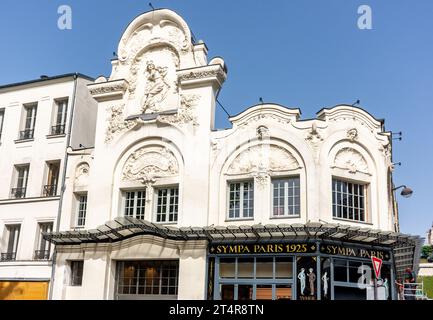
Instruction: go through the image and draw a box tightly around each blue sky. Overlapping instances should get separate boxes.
[0,0,432,237]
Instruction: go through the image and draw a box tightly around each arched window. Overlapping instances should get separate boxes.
[222,141,305,222]
[330,145,373,223]
[118,144,181,224]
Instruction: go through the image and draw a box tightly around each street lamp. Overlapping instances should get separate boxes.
[392,185,413,198]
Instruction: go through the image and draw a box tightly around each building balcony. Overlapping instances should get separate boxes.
[43,184,58,197]
[50,124,65,136]
[34,250,51,261]
[18,129,34,140]
[10,187,26,199]
[1,252,16,261]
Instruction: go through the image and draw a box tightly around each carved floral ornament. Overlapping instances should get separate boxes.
[227,145,301,187]
[238,113,291,129]
[332,147,370,175]
[75,163,90,185]
[104,93,200,144]
[157,94,200,126]
[118,15,191,64]
[122,146,179,184]
[89,81,128,96]
[105,104,138,144]
[305,122,324,145]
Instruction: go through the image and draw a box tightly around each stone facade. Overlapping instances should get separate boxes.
[43,9,409,301]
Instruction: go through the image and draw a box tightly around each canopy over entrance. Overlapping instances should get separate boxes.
[43,217,422,280]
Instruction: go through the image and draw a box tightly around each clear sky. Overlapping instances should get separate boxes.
[0,0,432,237]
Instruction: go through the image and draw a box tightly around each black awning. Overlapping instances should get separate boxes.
[43,218,420,248]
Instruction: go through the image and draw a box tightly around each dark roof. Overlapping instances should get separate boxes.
[0,73,94,91]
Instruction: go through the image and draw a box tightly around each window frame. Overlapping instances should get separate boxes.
[50,98,68,135]
[271,176,301,218]
[69,260,84,287]
[226,180,255,220]
[44,160,60,196]
[35,222,53,260]
[331,177,368,223]
[116,260,179,298]
[123,189,147,220]
[75,193,88,228]
[153,186,179,224]
[20,103,38,140]
[11,164,30,198]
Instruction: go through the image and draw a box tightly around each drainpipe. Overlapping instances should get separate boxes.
[48,73,79,300]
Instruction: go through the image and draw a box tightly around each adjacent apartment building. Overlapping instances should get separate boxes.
[0,9,422,300]
[0,74,97,299]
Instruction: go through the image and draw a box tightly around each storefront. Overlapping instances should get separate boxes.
[207,241,394,300]
[44,218,422,300]
[115,260,179,300]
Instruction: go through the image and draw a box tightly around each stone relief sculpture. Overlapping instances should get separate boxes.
[122,146,179,184]
[227,145,300,177]
[227,145,300,188]
[322,271,329,298]
[75,163,90,185]
[256,126,270,140]
[305,121,325,163]
[105,104,137,143]
[157,94,200,126]
[308,268,316,296]
[333,147,369,174]
[298,268,306,295]
[347,128,358,141]
[141,60,171,113]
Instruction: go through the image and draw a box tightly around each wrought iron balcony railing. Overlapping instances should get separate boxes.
[50,124,65,135]
[1,252,16,261]
[11,187,26,199]
[43,184,57,197]
[34,250,50,261]
[19,129,34,140]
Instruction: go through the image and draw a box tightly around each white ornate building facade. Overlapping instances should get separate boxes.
[0,74,97,299]
[1,9,421,300]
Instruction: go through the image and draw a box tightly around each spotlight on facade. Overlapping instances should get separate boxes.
[393,185,413,198]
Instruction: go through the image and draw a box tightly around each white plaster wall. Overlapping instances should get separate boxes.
[52,237,207,300]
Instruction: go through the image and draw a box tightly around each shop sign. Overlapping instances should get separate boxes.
[320,244,391,261]
[209,243,316,255]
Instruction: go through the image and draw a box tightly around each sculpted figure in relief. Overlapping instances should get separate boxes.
[141,60,171,113]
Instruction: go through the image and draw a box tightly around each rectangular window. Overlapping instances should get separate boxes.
[44,161,60,196]
[51,99,68,135]
[124,190,146,220]
[228,181,254,219]
[1,224,21,261]
[76,194,88,228]
[272,177,300,217]
[0,109,4,140]
[20,103,37,140]
[116,260,179,297]
[332,178,366,222]
[70,261,84,286]
[11,164,30,198]
[156,187,179,223]
[35,222,53,260]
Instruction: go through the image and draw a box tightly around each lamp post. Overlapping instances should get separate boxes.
[392,185,413,198]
